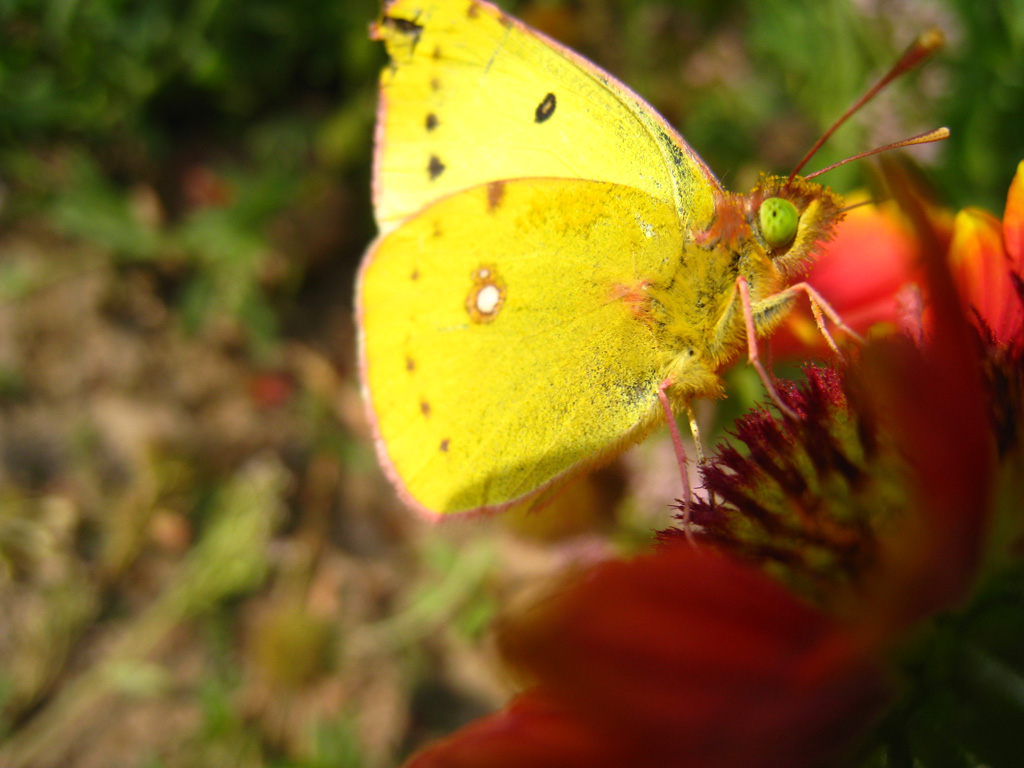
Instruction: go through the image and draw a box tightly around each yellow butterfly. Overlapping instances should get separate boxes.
[357,0,941,518]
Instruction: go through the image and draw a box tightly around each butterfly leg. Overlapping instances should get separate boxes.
[736,276,799,420]
[657,383,696,545]
[686,402,716,512]
[685,403,706,465]
[771,281,866,361]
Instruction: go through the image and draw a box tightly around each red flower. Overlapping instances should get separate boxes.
[406,548,891,768]
[400,163,1023,768]
[403,273,998,767]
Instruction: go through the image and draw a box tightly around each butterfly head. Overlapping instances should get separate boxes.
[694,175,844,280]
[745,175,845,280]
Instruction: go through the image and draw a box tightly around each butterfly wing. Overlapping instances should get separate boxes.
[358,179,682,516]
[371,0,720,233]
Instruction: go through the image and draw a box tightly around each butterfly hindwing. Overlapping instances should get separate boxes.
[359,179,684,516]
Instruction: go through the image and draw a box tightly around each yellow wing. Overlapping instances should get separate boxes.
[358,179,683,516]
[371,0,719,233]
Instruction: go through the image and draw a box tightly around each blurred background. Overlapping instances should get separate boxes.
[0,0,1021,766]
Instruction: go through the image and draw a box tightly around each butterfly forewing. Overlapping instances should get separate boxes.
[372,0,720,233]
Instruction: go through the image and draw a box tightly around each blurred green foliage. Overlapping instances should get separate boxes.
[0,0,373,142]
[1,0,381,354]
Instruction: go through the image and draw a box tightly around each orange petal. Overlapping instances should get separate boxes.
[1002,159,1024,271]
[950,207,1023,345]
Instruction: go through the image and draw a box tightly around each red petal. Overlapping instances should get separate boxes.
[861,172,994,626]
[498,547,890,768]
[814,203,920,322]
[404,691,627,768]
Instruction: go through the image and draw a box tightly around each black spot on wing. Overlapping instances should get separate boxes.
[425,112,438,131]
[383,15,423,55]
[440,438,450,452]
[420,400,431,416]
[383,15,422,37]
[428,155,446,180]
[487,181,506,211]
[406,357,415,372]
[535,92,556,123]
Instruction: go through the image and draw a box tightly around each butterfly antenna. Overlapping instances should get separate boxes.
[788,28,945,184]
[804,127,950,180]
[838,198,882,215]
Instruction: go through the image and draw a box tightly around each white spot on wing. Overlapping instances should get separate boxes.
[466,264,506,324]
[476,284,501,313]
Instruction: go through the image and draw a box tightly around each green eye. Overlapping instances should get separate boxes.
[758,197,799,249]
